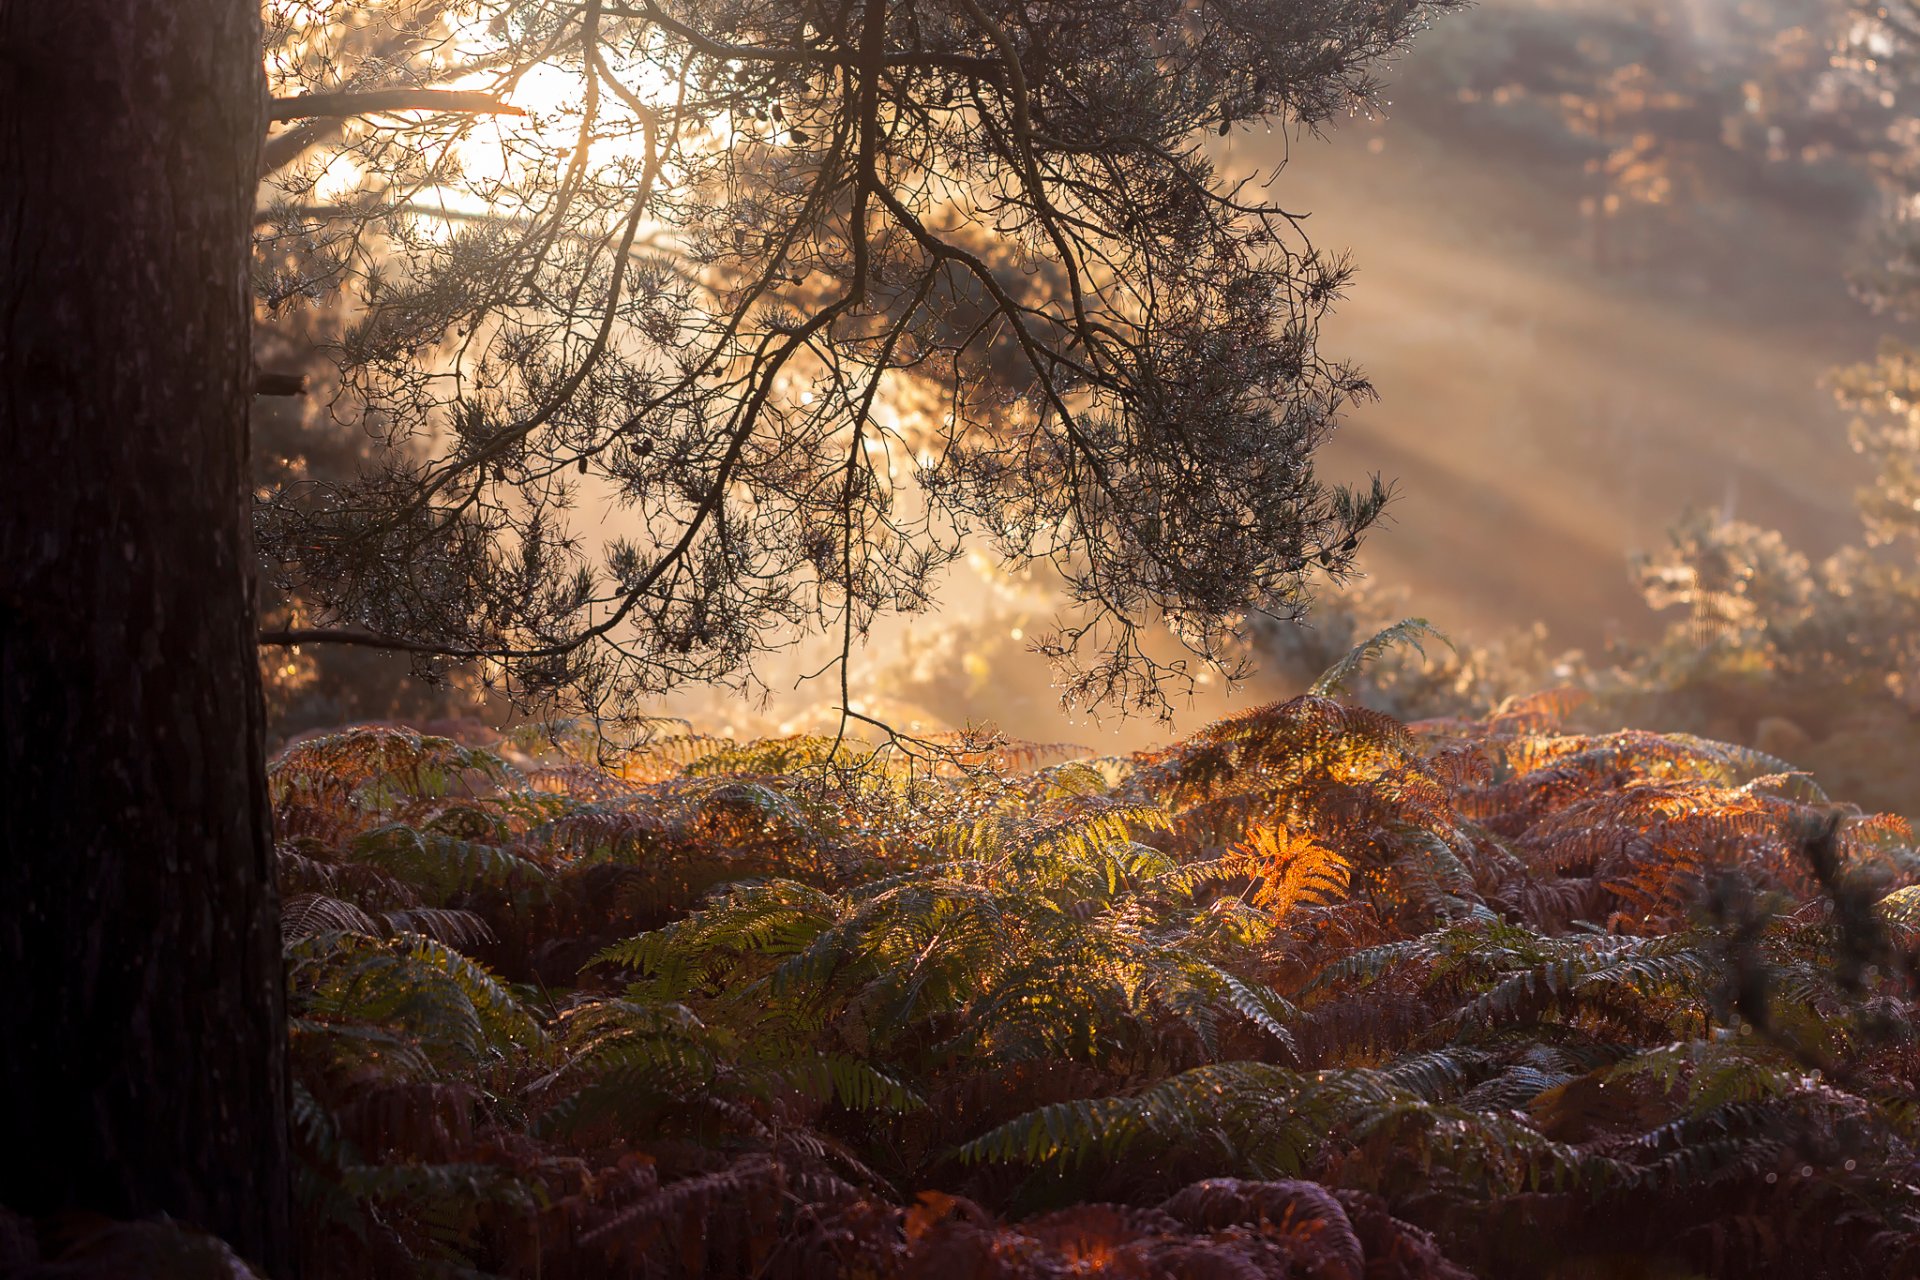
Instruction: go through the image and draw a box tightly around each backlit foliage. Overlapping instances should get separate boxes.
[252,0,1465,720]
[1612,502,1920,821]
[272,648,1918,1277]
[1394,0,1883,278]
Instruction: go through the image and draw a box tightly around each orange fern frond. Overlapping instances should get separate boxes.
[1243,826,1353,918]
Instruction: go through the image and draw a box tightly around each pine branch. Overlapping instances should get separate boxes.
[253,372,308,397]
[268,90,527,123]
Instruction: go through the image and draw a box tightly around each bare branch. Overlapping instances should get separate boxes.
[257,627,468,655]
[268,89,527,123]
[252,372,309,397]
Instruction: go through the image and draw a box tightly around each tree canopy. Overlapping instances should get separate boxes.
[255,0,1458,723]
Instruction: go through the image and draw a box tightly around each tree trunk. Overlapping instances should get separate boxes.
[0,2,290,1273]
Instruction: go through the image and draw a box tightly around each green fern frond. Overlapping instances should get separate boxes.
[959,1061,1406,1178]
[290,929,541,1067]
[350,823,550,905]
[1378,1048,1489,1101]
[1306,935,1438,992]
[593,880,841,992]
[779,1054,925,1113]
[1205,964,1302,1057]
[1310,618,1452,698]
[1015,800,1170,875]
[1034,760,1113,800]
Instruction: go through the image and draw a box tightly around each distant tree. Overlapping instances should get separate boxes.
[0,0,291,1270]
[1832,1,1920,542]
[1396,0,1876,274]
[253,0,1461,724]
[1592,0,1920,807]
[1831,340,1920,546]
[1842,0,1920,313]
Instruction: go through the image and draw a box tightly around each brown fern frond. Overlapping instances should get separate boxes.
[525,760,641,800]
[621,733,738,781]
[1161,1178,1364,1280]
[1424,745,1495,790]
[1487,687,1591,737]
[577,1155,785,1276]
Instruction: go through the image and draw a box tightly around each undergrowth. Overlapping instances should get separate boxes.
[268,633,1920,1279]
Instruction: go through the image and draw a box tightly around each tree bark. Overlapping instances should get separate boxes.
[0,1,291,1273]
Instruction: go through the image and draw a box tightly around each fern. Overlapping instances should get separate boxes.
[260,691,1919,1280]
[1240,825,1353,917]
[290,929,542,1070]
[1311,617,1453,697]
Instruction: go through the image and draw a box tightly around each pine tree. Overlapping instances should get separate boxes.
[0,1,291,1269]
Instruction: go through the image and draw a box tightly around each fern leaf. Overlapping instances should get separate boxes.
[1310,618,1452,698]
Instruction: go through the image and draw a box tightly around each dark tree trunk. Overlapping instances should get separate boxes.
[0,2,290,1273]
